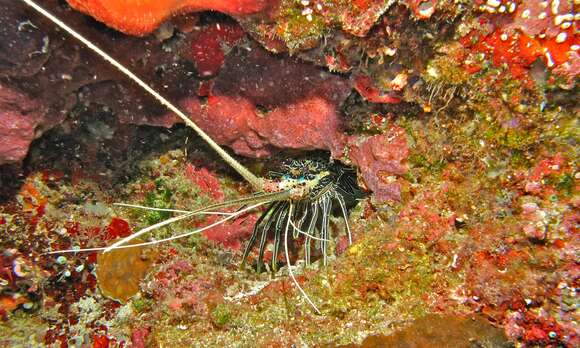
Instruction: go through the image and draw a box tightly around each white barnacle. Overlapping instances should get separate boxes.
[551,0,560,15]
[544,50,555,67]
[556,32,567,43]
[554,13,573,25]
[560,21,571,29]
[521,9,530,19]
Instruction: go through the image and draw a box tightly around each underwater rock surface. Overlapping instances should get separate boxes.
[0,0,578,347]
[338,314,511,348]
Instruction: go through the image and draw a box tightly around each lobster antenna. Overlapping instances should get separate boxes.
[20,0,263,191]
[105,190,292,252]
[285,203,321,314]
[45,202,267,254]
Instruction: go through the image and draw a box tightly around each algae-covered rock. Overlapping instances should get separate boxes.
[339,314,512,348]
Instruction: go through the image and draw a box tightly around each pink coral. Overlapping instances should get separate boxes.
[397,190,456,243]
[170,46,352,158]
[348,126,409,202]
[147,260,214,314]
[0,85,44,165]
[202,214,258,251]
[120,44,351,157]
[131,328,150,348]
[523,153,570,197]
[185,164,224,201]
[520,202,547,240]
[340,0,394,37]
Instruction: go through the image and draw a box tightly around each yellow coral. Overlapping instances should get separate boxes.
[96,239,157,303]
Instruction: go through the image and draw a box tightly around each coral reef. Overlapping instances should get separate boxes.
[0,0,578,347]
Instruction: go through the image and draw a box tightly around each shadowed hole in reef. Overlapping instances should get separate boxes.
[334,314,512,348]
[0,163,25,202]
[20,111,241,188]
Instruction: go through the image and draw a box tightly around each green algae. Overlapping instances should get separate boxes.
[210,303,232,328]
[131,296,153,313]
[425,53,470,86]
[482,121,537,152]
[555,174,574,196]
[144,182,173,225]
[275,0,330,52]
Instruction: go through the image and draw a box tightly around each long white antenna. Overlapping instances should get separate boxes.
[285,203,321,314]
[45,202,266,254]
[105,190,292,252]
[20,0,263,191]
